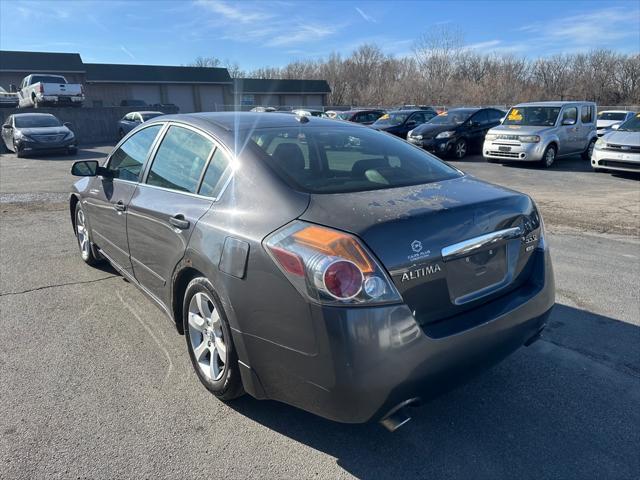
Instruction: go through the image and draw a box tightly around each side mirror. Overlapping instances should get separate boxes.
[611,123,620,130]
[406,120,417,127]
[63,122,73,129]
[71,160,98,177]
[2,124,12,130]
[562,118,576,126]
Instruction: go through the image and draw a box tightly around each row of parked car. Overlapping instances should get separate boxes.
[311,103,638,173]
[2,103,638,175]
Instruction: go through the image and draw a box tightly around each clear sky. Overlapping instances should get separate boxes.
[1,0,638,69]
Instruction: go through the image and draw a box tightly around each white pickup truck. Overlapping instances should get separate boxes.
[17,74,84,108]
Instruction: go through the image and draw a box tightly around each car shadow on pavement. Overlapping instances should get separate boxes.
[9,146,108,162]
[227,304,640,479]
[497,156,593,173]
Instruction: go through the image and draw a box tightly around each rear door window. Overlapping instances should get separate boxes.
[146,126,213,193]
[108,124,162,181]
[562,107,578,124]
[199,148,231,197]
[581,106,594,124]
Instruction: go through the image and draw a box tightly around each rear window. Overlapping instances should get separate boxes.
[598,112,628,121]
[249,126,461,194]
[30,75,66,84]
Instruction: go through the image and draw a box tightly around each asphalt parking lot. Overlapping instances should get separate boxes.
[1,146,639,479]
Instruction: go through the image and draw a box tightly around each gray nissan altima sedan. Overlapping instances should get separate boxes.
[69,112,554,430]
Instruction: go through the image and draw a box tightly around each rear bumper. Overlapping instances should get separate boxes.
[592,148,640,172]
[248,247,555,424]
[36,94,84,106]
[483,140,546,161]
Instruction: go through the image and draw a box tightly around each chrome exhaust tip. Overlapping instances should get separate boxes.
[380,409,411,432]
[379,397,420,432]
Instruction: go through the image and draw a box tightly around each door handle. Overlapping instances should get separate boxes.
[114,201,126,212]
[169,214,190,229]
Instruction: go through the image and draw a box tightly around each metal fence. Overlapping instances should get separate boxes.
[213,104,639,114]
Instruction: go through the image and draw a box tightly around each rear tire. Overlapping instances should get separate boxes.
[539,145,556,168]
[183,277,244,401]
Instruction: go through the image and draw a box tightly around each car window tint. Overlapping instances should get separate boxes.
[472,111,489,124]
[488,110,503,122]
[562,107,577,123]
[250,126,461,194]
[581,106,594,124]
[199,148,231,197]
[108,125,162,181]
[146,126,213,193]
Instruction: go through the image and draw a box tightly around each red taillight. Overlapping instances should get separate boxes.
[323,260,363,299]
[39,83,44,93]
[264,221,401,306]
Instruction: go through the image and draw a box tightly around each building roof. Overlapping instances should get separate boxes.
[85,63,232,84]
[0,50,85,73]
[234,78,331,94]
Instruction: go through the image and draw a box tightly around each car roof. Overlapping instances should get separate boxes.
[386,109,430,114]
[599,110,633,113]
[13,112,57,118]
[514,101,595,107]
[159,112,358,133]
[134,111,164,115]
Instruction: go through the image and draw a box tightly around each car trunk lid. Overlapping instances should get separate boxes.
[299,176,541,325]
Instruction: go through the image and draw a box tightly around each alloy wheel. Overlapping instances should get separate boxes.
[544,147,555,167]
[76,208,90,258]
[188,292,227,381]
[455,140,467,158]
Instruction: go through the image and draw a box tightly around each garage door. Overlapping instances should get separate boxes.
[130,85,162,106]
[198,85,225,112]
[258,95,279,107]
[284,95,303,109]
[305,95,323,107]
[167,85,195,113]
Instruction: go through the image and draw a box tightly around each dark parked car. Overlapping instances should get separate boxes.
[336,109,385,125]
[69,113,554,430]
[370,109,437,139]
[407,107,505,159]
[118,111,164,138]
[2,113,77,157]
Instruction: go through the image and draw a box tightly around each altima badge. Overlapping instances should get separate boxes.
[401,264,442,282]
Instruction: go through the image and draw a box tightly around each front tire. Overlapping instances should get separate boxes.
[13,141,24,158]
[539,145,556,168]
[582,139,596,160]
[74,202,101,266]
[183,277,244,401]
[452,138,468,159]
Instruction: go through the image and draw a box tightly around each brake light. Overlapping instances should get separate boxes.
[264,221,401,305]
[39,83,44,93]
